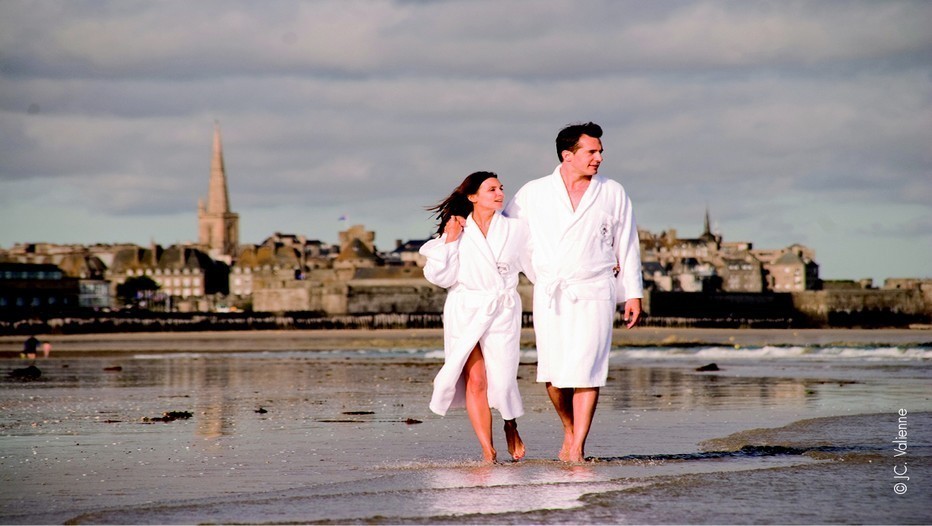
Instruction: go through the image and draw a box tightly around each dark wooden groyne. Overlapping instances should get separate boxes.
[2,310,808,336]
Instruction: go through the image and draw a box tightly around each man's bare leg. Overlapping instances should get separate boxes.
[464,345,496,463]
[545,382,576,461]
[503,419,525,460]
[566,387,599,462]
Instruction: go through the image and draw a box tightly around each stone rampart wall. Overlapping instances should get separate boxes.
[791,289,928,326]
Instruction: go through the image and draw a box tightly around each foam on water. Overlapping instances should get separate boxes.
[422,344,931,364]
[618,345,932,362]
[128,344,932,363]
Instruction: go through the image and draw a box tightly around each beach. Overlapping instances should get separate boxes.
[2,327,931,355]
[1,328,930,524]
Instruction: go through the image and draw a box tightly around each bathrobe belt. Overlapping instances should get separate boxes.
[455,287,516,316]
[540,273,607,309]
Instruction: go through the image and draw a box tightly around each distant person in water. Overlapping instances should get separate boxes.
[419,171,535,463]
[22,335,40,360]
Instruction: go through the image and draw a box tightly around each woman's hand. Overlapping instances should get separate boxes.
[444,216,466,243]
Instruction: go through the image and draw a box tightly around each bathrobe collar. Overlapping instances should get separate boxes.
[465,212,508,285]
[548,165,605,237]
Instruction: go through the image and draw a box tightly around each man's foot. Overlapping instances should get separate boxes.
[563,445,585,463]
[558,432,574,462]
[504,420,526,460]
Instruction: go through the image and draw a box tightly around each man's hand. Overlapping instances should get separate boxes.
[623,298,642,329]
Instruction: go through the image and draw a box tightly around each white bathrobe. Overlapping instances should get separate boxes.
[504,165,643,388]
[419,212,533,420]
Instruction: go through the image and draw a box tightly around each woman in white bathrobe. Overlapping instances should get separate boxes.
[420,171,534,463]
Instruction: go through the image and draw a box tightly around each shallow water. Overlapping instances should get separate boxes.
[1,341,930,524]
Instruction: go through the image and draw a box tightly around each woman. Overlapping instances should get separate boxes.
[420,171,534,463]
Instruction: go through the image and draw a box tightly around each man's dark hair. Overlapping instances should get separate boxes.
[556,122,603,162]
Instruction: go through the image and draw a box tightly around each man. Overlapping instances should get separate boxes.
[504,122,643,462]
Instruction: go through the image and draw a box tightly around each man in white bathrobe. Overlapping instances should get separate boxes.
[504,122,643,462]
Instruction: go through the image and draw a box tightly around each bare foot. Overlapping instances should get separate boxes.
[558,431,574,462]
[564,445,585,463]
[481,446,497,464]
[504,420,525,460]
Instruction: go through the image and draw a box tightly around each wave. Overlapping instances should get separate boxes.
[618,345,932,362]
[128,344,931,363]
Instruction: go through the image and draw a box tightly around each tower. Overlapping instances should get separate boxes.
[198,122,239,263]
[703,208,711,236]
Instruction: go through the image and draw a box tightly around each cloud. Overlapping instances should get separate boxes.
[0,0,930,281]
[4,1,931,80]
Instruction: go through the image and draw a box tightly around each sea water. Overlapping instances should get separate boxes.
[0,341,929,524]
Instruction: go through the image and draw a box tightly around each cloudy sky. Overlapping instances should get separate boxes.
[1,0,930,283]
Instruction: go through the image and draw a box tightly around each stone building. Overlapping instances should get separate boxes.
[106,244,228,309]
[198,123,239,264]
[755,244,820,292]
[716,253,765,293]
[250,225,446,314]
[640,211,817,293]
[333,225,383,279]
[386,238,430,267]
[1,244,111,308]
[0,262,79,311]
[230,233,335,304]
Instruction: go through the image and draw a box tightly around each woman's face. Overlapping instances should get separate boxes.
[469,177,505,213]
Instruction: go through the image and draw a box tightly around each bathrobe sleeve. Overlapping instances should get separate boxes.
[419,235,460,289]
[515,217,536,285]
[614,191,643,303]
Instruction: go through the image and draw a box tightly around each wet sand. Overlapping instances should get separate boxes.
[1,330,930,524]
[2,326,930,356]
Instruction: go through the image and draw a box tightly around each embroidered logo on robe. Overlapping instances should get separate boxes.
[496,262,510,275]
[600,220,615,247]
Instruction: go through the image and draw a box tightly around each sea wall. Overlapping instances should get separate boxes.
[792,289,927,327]
[252,273,535,315]
[5,281,929,336]
[643,289,930,328]
[646,291,796,321]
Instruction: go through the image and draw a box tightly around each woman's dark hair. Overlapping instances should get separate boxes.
[556,121,602,161]
[427,171,499,236]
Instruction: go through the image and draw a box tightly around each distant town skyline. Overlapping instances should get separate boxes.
[1,1,930,283]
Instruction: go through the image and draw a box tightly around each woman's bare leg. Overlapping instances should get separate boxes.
[464,344,495,463]
[504,419,525,460]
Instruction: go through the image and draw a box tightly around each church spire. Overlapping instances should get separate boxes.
[198,121,239,263]
[699,206,718,244]
[207,121,231,214]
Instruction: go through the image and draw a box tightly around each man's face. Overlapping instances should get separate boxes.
[564,134,603,176]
